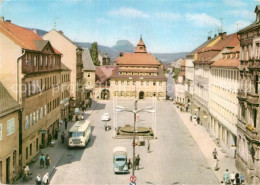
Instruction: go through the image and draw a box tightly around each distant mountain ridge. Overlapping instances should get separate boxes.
[26,27,188,63]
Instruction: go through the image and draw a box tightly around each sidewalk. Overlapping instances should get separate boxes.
[173,104,240,183]
[16,100,98,184]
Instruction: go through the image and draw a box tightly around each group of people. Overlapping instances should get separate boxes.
[40,154,51,168]
[36,173,49,185]
[190,114,200,124]
[222,169,245,185]
[127,154,141,170]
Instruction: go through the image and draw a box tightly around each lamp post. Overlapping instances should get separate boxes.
[116,103,155,176]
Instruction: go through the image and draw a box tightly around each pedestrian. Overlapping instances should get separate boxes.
[197,116,200,124]
[48,134,52,146]
[65,118,68,130]
[40,154,45,168]
[36,174,41,185]
[54,129,58,140]
[135,154,140,170]
[230,171,235,184]
[42,172,49,185]
[61,131,65,143]
[76,114,79,121]
[186,106,188,112]
[190,115,192,122]
[235,173,240,184]
[147,140,150,153]
[213,158,218,171]
[81,114,84,120]
[45,154,51,168]
[127,159,132,169]
[224,169,229,184]
[212,148,218,159]
[23,166,29,181]
[240,174,244,182]
[133,155,136,170]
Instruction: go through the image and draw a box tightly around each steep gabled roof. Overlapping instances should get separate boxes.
[83,48,96,71]
[0,20,61,54]
[0,81,21,117]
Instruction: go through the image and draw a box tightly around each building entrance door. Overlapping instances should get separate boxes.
[139,91,144,99]
[6,157,10,184]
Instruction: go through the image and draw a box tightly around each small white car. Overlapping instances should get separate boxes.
[101,113,110,121]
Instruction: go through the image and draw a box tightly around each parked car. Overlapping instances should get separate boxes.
[113,147,129,174]
[101,113,110,121]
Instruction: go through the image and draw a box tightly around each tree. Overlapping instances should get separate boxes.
[173,68,180,80]
[90,42,100,66]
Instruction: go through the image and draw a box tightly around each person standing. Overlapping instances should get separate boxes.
[64,118,68,130]
[212,148,218,159]
[235,173,241,184]
[36,174,41,185]
[230,172,235,184]
[147,140,150,153]
[197,117,200,125]
[136,154,140,170]
[40,154,45,168]
[42,172,49,185]
[224,169,229,184]
[127,159,132,170]
[54,129,58,140]
[61,131,65,143]
[190,115,192,122]
[45,155,51,168]
[133,155,136,170]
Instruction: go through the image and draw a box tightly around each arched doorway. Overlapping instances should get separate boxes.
[139,91,144,99]
[101,89,110,100]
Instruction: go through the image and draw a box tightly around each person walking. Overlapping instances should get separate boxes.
[235,173,241,185]
[127,159,132,170]
[61,131,65,144]
[45,154,51,168]
[224,169,229,184]
[65,118,68,130]
[147,140,150,153]
[212,148,218,159]
[42,172,49,185]
[230,171,235,184]
[40,154,45,168]
[36,174,41,185]
[135,154,140,170]
[197,116,200,125]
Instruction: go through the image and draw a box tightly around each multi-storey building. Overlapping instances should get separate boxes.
[110,37,167,99]
[209,45,240,157]
[82,48,96,99]
[98,51,110,66]
[193,32,239,128]
[236,6,260,183]
[185,36,217,113]
[0,18,62,166]
[0,82,21,184]
[43,30,84,114]
[175,60,186,105]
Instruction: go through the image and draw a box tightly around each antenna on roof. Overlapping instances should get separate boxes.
[220,17,223,33]
[53,17,59,30]
[236,23,241,32]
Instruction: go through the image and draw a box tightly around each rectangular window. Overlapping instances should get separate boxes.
[40,107,43,119]
[36,110,39,123]
[0,124,2,140]
[7,118,15,136]
[36,138,39,151]
[34,55,37,66]
[45,105,47,116]
[30,143,32,156]
[88,73,90,77]
[127,81,130,85]
[53,57,56,65]
[26,147,28,160]
[40,56,43,66]
[141,81,143,86]
[25,115,29,129]
[30,114,33,126]
[153,81,156,86]
[25,54,29,65]
[121,81,124,85]
[45,55,48,65]
[33,111,36,125]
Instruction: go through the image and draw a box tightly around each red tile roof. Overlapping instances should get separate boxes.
[211,58,239,67]
[0,20,61,54]
[95,66,116,83]
[196,33,239,64]
[115,53,161,65]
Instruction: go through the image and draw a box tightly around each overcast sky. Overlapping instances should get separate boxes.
[0,0,258,53]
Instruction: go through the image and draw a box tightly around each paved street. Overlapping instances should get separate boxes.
[49,99,218,185]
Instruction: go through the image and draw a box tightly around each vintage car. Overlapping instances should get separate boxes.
[113,146,129,174]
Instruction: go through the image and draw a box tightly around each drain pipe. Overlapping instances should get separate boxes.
[17,49,26,103]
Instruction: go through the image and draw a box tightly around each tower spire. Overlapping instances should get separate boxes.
[135,36,147,53]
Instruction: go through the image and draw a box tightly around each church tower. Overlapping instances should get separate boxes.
[135,35,147,53]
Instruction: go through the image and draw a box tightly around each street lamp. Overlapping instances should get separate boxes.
[116,101,155,176]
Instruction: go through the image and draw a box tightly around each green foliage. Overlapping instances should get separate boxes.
[90,42,100,66]
[173,68,180,80]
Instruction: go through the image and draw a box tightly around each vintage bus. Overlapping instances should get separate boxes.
[68,119,91,148]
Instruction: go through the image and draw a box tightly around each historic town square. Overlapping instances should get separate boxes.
[0,0,260,184]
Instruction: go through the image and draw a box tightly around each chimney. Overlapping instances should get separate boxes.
[6,20,11,23]
[0,16,4,22]
[119,52,124,57]
[221,32,227,39]
[207,36,211,40]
